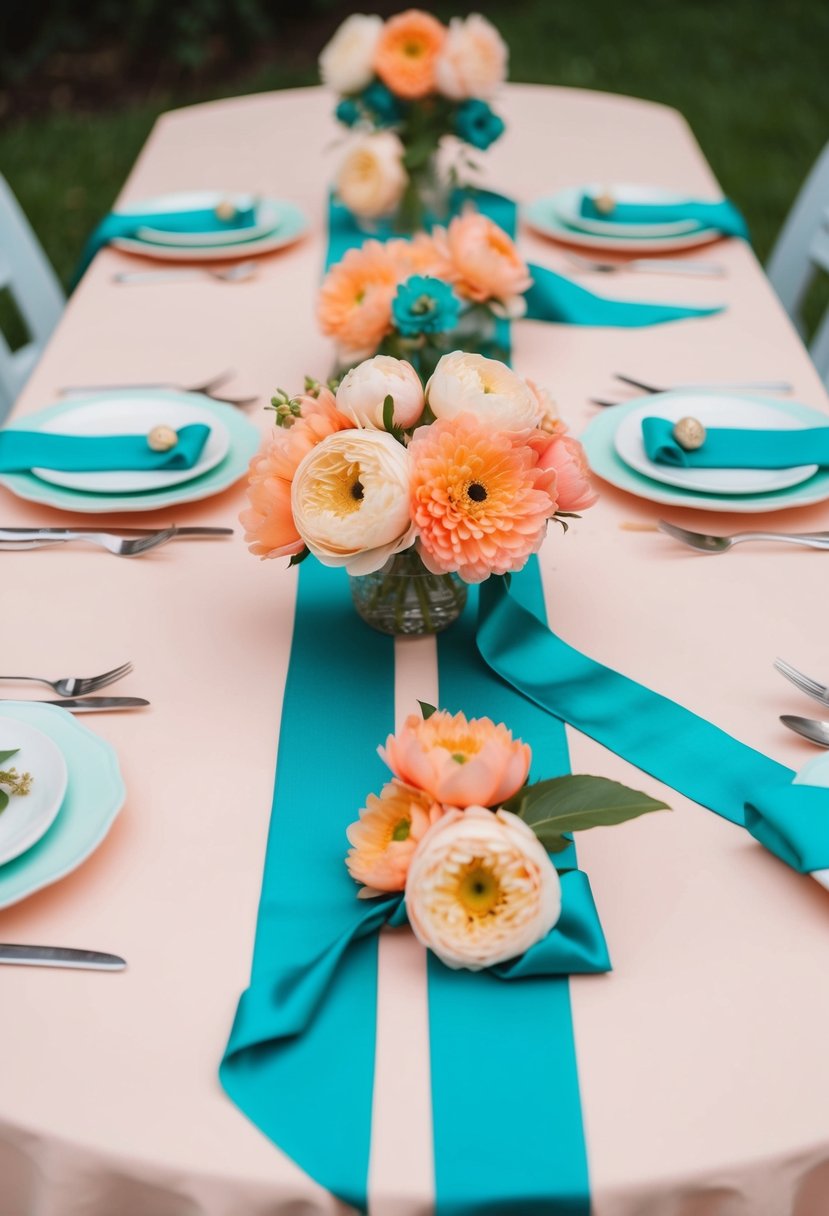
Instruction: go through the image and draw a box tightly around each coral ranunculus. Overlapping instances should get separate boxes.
[405,807,562,970]
[346,781,441,895]
[380,709,531,808]
[374,9,446,99]
[317,239,401,362]
[409,412,557,582]
[531,432,599,513]
[436,212,532,312]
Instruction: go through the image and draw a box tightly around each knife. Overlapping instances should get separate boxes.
[0,943,126,970]
[0,697,150,712]
[0,527,233,540]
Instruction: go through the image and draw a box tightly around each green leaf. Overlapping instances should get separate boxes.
[0,749,19,765]
[418,701,437,720]
[503,775,669,851]
[382,394,405,444]
[287,547,310,568]
[0,789,7,814]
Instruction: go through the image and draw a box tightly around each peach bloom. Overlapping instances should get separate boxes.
[434,14,507,101]
[526,379,568,437]
[319,13,383,94]
[530,432,598,513]
[436,212,531,311]
[426,351,542,432]
[318,240,401,361]
[408,412,557,582]
[346,781,441,895]
[336,355,425,429]
[241,393,353,559]
[380,709,531,808]
[335,131,408,220]
[405,807,562,970]
[374,10,446,99]
[387,232,453,280]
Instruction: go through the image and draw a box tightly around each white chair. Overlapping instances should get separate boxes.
[767,143,829,386]
[0,174,65,420]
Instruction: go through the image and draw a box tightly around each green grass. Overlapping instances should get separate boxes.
[1,0,827,301]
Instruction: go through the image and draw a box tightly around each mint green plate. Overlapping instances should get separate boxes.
[581,392,829,513]
[0,391,260,513]
[0,702,125,909]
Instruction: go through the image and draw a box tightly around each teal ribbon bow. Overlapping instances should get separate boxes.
[642,416,829,469]
[0,424,210,472]
[72,200,257,286]
[580,193,749,239]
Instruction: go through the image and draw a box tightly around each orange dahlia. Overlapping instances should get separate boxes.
[408,413,558,583]
[317,240,401,360]
[374,10,446,99]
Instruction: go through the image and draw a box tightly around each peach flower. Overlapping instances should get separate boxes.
[241,391,353,559]
[409,412,557,582]
[346,781,441,896]
[530,432,598,513]
[319,13,383,94]
[426,351,542,433]
[336,355,425,429]
[405,807,562,970]
[318,240,400,361]
[374,10,446,99]
[435,212,532,312]
[526,379,568,437]
[335,131,408,220]
[380,709,531,808]
[434,14,508,101]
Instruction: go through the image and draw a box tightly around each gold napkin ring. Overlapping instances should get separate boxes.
[672,416,706,451]
[147,425,179,452]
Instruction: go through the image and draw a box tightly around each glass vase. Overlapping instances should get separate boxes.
[349,549,467,636]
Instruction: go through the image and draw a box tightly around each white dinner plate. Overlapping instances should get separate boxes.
[793,755,829,893]
[135,193,281,247]
[0,716,68,867]
[31,394,230,494]
[112,196,307,262]
[523,193,720,253]
[552,184,701,238]
[614,393,819,495]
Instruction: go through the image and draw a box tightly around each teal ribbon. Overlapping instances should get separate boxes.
[579,193,749,240]
[642,416,829,469]
[0,424,209,471]
[745,785,829,872]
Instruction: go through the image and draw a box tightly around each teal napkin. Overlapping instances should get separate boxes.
[642,417,829,469]
[745,784,829,873]
[580,193,749,240]
[0,424,210,472]
[72,200,258,286]
[525,263,721,327]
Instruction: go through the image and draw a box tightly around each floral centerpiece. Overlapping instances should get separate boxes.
[345,704,667,970]
[241,351,596,635]
[320,10,508,231]
[319,210,530,372]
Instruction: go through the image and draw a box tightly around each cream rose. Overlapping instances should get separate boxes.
[435,14,508,101]
[426,351,542,431]
[319,14,382,95]
[335,132,408,220]
[291,429,415,575]
[405,807,561,970]
[336,355,425,430]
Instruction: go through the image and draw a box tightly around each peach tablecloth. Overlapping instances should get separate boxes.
[2,85,829,1216]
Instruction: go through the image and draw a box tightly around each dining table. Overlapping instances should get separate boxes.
[2,82,829,1216]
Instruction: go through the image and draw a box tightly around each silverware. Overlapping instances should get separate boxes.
[774,658,829,707]
[59,369,235,397]
[0,528,178,555]
[615,373,794,395]
[0,526,232,540]
[114,260,258,286]
[0,696,150,712]
[657,520,829,554]
[564,252,726,277]
[0,661,132,697]
[780,715,829,747]
[0,943,126,970]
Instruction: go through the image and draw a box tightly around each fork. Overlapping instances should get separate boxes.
[113,260,258,285]
[0,528,178,556]
[0,661,133,697]
[614,373,793,394]
[657,520,829,553]
[58,369,234,396]
[774,658,829,707]
[563,252,726,277]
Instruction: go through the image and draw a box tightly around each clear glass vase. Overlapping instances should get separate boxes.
[349,549,467,636]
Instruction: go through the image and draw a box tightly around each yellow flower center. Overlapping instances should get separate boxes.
[305,455,365,517]
[435,731,483,761]
[456,863,501,917]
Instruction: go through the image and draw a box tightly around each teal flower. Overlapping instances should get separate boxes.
[361,81,405,128]
[454,100,505,151]
[336,98,361,128]
[392,276,461,337]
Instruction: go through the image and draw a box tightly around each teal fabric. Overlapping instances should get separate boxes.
[642,416,829,469]
[73,201,257,285]
[745,784,829,872]
[0,423,209,471]
[579,193,749,239]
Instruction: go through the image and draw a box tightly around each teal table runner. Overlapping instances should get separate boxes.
[0,424,210,472]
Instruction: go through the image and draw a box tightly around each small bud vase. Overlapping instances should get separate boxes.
[349,549,467,636]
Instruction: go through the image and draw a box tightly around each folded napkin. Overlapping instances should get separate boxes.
[0,424,210,472]
[579,193,749,240]
[72,199,258,286]
[745,784,829,873]
[642,417,829,469]
[525,263,722,327]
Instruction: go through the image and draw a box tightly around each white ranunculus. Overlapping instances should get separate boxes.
[291,429,415,575]
[405,807,561,971]
[425,351,542,431]
[434,14,508,101]
[319,13,383,95]
[335,132,408,220]
[336,356,425,430]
